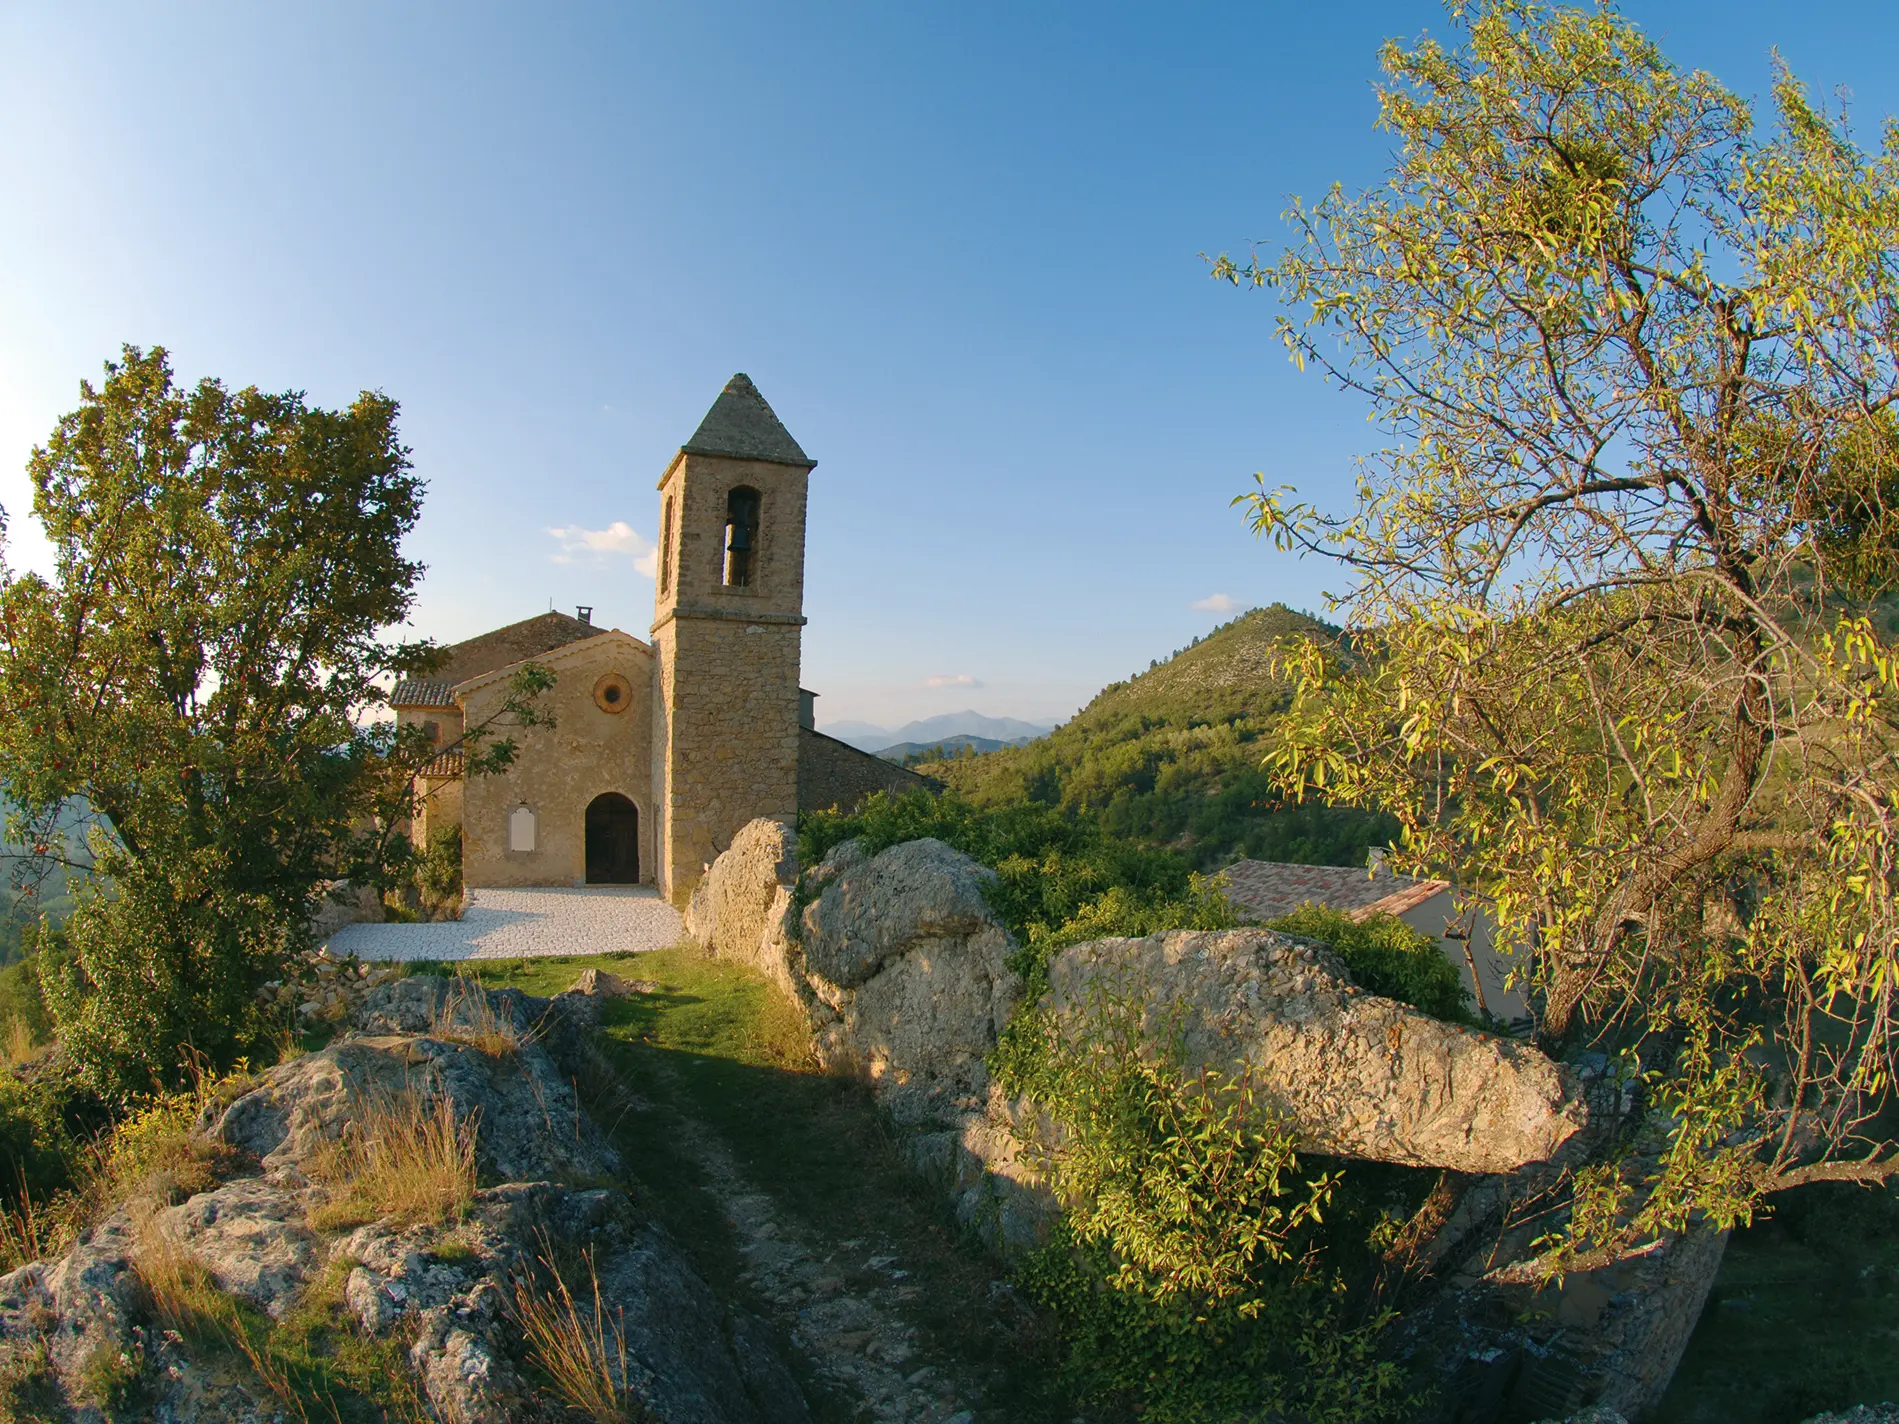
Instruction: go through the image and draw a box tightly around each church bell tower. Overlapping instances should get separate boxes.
[651,374,813,901]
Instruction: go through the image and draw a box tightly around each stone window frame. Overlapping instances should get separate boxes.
[722,485,763,591]
[659,496,676,595]
[508,803,537,855]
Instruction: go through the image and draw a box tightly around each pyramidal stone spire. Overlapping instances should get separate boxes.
[679,373,812,467]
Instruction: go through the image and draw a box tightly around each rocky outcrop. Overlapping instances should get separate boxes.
[800,839,1020,1126]
[0,973,809,1424]
[1044,929,1588,1173]
[687,817,802,999]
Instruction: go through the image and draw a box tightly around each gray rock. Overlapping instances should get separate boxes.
[689,817,799,974]
[568,966,654,997]
[1042,929,1588,1173]
[801,837,1001,990]
[201,993,619,1186]
[159,1175,322,1318]
[1801,1409,1899,1423]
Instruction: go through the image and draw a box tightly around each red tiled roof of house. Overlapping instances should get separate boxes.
[1218,858,1451,924]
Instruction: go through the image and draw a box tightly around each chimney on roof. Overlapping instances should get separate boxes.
[576,606,593,625]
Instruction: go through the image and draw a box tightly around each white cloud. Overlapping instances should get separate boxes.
[1191,593,1238,613]
[923,673,984,689]
[547,521,659,578]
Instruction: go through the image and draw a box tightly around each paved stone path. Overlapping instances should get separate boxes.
[326,886,686,962]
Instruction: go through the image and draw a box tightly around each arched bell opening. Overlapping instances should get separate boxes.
[584,793,640,885]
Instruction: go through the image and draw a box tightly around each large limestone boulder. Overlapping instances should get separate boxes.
[1044,928,1587,1173]
[687,817,802,999]
[800,838,1021,1127]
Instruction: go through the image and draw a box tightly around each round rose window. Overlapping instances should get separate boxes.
[593,672,633,714]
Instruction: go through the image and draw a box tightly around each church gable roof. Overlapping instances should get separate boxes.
[679,373,812,467]
[430,610,601,688]
[451,627,652,701]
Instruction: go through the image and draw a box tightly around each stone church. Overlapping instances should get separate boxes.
[391,375,924,903]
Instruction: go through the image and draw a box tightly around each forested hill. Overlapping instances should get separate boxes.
[924,604,1396,871]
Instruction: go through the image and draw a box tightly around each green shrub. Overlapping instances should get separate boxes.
[412,824,464,920]
[1267,905,1473,1024]
[799,790,1236,968]
[998,972,1410,1423]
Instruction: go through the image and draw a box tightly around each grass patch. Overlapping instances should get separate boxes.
[307,1088,477,1233]
[0,1337,65,1424]
[133,1225,428,1423]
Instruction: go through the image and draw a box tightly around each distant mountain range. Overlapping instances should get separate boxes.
[874,734,1039,763]
[819,711,1053,754]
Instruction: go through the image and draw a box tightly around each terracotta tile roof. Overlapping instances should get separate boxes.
[1218,859,1451,925]
[390,679,457,708]
[419,749,464,778]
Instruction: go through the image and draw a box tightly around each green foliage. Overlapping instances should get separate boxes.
[411,824,463,918]
[998,974,1409,1423]
[926,606,1398,871]
[1267,906,1473,1024]
[1216,0,1899,1263]
[799,789,1237,964]
[0,1069,84,1218]
[0,346,431,1098]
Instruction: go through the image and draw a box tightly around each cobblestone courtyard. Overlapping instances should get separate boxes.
[326,886,686,962]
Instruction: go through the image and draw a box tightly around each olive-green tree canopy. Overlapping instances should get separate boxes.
[0,346,433,1094]
[1217,1,1899,1268]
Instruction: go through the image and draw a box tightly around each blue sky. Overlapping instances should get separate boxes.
[3,2,1895,730]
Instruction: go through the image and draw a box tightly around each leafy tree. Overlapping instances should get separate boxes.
[1216,1,1899,1266]
[0,347,491,1095]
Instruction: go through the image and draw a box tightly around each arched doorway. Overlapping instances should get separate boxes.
[585,793,639,884]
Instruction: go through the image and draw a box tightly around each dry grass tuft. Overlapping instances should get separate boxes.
[133,1209,228,1343]
[428,978,534,1057]
[1,1016,36,1070]
[509,1233,636,1424]
[307,1088,478,1232]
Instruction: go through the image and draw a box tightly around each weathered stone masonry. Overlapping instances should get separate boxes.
[395,373,929,904]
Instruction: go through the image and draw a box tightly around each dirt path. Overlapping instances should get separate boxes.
[639,1055,983,1423]
[464,949,1055,1423]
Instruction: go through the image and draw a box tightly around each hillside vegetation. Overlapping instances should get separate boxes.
[924,605,1395,870]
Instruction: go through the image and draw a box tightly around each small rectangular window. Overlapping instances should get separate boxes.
[660,497,676,594]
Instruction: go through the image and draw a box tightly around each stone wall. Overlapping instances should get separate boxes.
[651,449,812,902]
[797,728,936,813]
[460,631,656,888]
[653,615,803,901]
